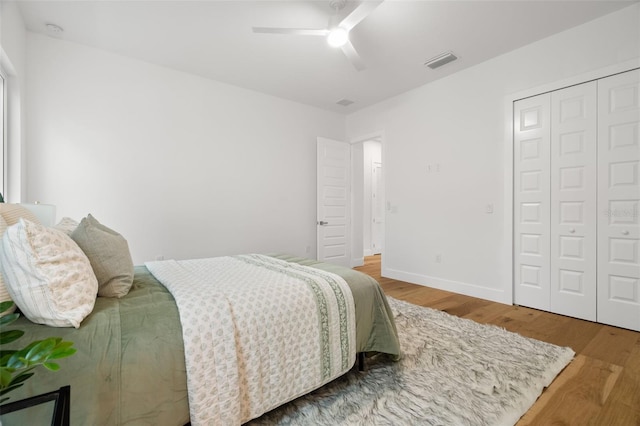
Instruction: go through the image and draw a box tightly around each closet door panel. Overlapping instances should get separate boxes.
[514,94,551,311]
[550,82,597,321]
[597,69,640,332]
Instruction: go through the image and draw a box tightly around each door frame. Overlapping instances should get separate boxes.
[349,131,385,268]
[370,160,383,255]
[503,58,640,305]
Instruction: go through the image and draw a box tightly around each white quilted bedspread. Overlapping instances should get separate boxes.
[145,254,356,426]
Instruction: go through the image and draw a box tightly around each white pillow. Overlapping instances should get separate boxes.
[0,219,98,328]
[0,214,15,316]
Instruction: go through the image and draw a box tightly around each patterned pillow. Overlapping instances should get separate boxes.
[0,214,15,316]
[54,217,80,235]
[0,219,98,328]
[0,203,41,226]
[71,214,134,298]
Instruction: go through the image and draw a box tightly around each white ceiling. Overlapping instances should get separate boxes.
[16,0,637,114]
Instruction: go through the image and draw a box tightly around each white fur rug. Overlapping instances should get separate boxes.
[248,297,574,426]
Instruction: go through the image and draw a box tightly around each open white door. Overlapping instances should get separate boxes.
[317,137,351,267]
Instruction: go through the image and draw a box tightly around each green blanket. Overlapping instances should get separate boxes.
[0,257,400,426]
[1,266,190,426]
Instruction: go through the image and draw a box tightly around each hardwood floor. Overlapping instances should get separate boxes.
[354,255,640,426]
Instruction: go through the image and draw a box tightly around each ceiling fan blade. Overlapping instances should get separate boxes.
[339,0,384,32]
[341,40,366,71]
[252,27,329,36]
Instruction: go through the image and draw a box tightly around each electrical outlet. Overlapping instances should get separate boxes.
[435,254,442,263]
[156,255,164,261]
[486,203,494,214]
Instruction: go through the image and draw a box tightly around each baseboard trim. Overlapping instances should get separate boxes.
[382,267,512,305]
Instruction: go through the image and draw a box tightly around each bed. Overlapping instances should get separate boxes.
[0,253,400,426]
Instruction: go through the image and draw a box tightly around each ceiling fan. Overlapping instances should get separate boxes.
[252,0,384,71]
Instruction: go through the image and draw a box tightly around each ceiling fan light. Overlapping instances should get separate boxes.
[327,28,348,48]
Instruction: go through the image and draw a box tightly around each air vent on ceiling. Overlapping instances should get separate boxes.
[45,23,64,34]
[424,52,457,70]
[336,98,354,107]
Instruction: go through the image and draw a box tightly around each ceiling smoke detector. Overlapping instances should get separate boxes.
[424,52,458,70]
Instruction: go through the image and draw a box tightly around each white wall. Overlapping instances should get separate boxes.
[346,4,640,303]
[0,2,28,202]
[26,34,345,264]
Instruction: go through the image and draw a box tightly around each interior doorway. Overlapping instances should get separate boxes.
[362,139,382,256]
[347,132,384,267]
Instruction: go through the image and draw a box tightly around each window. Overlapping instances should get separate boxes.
[0,68,5,200]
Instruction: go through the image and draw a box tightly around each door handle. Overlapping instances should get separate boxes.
[318,221,329,226]
[622,230,630,235]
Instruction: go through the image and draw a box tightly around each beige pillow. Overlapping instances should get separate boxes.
[0,214,16,316]
[0,203,41,226]
[0,219,98,328]
[71,214,134,298]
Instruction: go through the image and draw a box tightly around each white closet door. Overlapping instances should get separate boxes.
[597,69,640,331]
[514,94,551,311]
[550,82,598,321]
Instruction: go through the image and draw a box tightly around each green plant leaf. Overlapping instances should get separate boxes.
[0,300,76,401]
[0,383,24,396]
[14,340,41,357]
[0,367,12,387]
[8,371,34,386]
[6,353,28,369]
[42,362,60,371]
[0,301,15,315]
[47,341,76,358]
[25,339,57,363]
[0,313,20,327]
[0,349,17,363]
[0,329,25,345]
[52,341,74,351]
